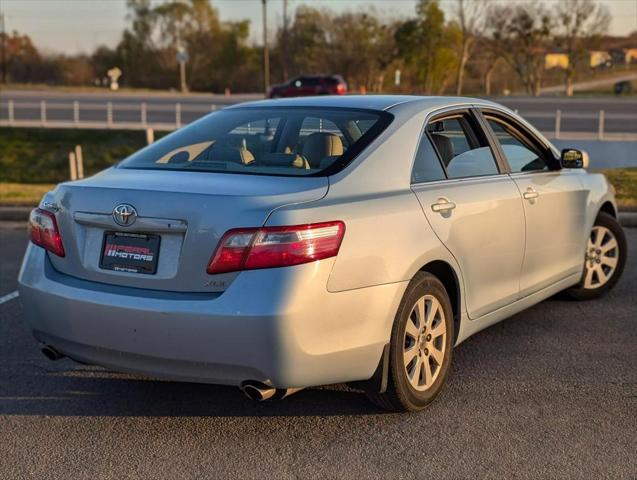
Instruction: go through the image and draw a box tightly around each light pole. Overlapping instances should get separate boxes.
[1,13,6,84]
[282,0,289,81]
[262,0,270,95]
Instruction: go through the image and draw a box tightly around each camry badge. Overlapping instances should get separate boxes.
[112,204,138,226]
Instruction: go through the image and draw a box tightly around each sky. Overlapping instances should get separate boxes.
[2,0,637,55]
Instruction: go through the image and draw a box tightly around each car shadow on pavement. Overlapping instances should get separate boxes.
[0,359,390,417]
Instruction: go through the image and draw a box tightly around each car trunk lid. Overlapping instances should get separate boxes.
[45,167,328,292]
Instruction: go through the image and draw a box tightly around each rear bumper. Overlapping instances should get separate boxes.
[18,244,405,388]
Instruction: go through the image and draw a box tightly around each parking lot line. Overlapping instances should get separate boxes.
[0,291,19,305]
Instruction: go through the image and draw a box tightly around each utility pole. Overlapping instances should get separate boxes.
[282,0,289,81]
[262,0,270,95]
[1,12,7,85]
[179,59,187,93]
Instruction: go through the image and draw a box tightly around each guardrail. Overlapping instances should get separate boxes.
[0,99,221,132]
[1,99,636,141]
[518,109,637,140]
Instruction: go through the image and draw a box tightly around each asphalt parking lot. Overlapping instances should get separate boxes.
[1,226,635,479]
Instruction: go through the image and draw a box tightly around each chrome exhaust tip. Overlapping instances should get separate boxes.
[241,382,276,401]
[240,381,303,402]
[41,345,65,361]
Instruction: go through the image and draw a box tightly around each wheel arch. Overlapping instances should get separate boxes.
[419,260,461,344]
[599,201,617,219]
[350,259,463,396]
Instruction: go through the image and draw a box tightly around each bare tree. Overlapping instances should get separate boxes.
[481,3,509,96]
[489,3,553,96]
[556,0,610,96]
[452,0,485,95]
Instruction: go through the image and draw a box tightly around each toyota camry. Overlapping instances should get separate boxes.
[19,96,626,411]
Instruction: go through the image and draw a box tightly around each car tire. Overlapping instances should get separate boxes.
[566,212,627,301]
[366,272,454,412]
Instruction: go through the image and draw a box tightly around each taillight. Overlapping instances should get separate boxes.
[29,208,65,257]
[207,221,345,274]
[336,83,346,94]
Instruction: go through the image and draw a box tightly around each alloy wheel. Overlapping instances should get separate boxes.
[403,294,447,391]
[583,225,619,289]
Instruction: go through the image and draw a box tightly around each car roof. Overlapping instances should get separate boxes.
[226,95,498,112]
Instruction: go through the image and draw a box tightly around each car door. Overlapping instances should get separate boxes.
[411,109,526,319]
[479,109,589,297]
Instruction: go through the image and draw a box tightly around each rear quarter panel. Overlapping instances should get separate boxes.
[267,189,458,293]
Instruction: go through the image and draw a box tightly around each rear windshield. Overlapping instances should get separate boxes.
[119,107,392,177]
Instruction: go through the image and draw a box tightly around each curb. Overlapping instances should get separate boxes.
[619,212,637,228]
[2,206,636,228]
[0,206,32,222]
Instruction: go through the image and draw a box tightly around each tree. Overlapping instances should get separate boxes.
[323,11,397,91]
[2,31,63,84]
[481,3,510,96]
[91,0,257,92]
[395,0,458,94]
[451,0,485,95]
[555,0,610,96]
[283,6,330,76]
[271,7,397,91]
[490,3,553,96]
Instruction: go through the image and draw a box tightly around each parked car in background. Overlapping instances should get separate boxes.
[268,74,347,98]
[19,96,626,412]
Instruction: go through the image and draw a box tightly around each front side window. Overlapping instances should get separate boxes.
[119,107,391,177]
[485,117,547,173]
[426,114,499,179]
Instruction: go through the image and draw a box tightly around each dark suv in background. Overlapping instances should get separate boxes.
[268,75,347,98]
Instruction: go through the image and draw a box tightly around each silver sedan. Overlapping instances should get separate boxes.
[19,95,626,412]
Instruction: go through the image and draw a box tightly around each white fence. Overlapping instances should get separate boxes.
[1,99,636,141]
[519,109,637,140]
[0,99,222,131]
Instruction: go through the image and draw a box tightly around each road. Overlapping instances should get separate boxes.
[1,89,636,136]
[0,226,635,479]
[540,72,637,94]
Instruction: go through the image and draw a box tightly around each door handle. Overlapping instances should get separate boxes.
[523,187,539,200]
[431,198,456,213]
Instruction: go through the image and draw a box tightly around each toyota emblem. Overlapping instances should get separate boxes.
[112,204,138,226]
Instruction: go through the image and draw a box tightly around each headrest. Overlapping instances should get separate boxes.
[301,133,344,168]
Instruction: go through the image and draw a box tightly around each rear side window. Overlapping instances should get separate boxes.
[427,114,499,179]
[411,131,446,183]
[119,107,392,177]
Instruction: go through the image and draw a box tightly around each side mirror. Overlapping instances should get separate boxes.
[560,148,589,169]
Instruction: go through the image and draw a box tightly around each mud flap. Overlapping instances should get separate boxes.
[346,343,390,394]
